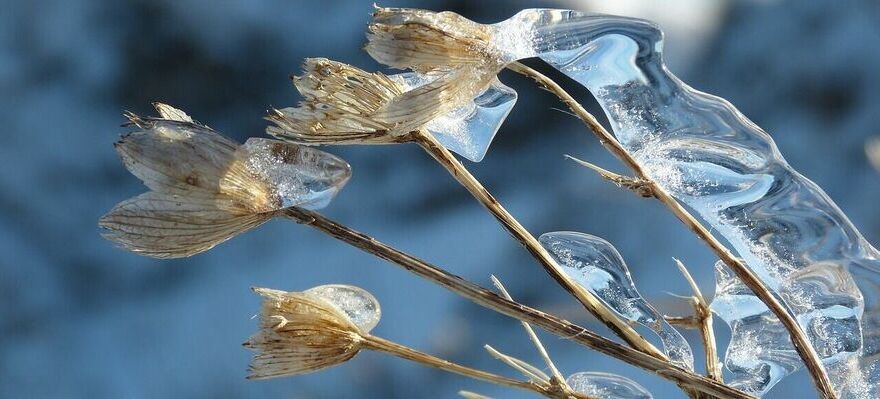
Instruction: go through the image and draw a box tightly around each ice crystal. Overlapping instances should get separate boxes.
[304,284,381,333]
[237,138,351,210]
[391,73,517,162]
[540,231,693,370]
[567,371,653,399]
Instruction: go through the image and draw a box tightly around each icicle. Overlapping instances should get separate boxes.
[540,231,694,370]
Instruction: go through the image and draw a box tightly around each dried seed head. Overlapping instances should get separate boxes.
[268,58,491,145]
[267,58,407,144]
[366,7,498,72]
[100,103,351,258]
[244,287,367,379]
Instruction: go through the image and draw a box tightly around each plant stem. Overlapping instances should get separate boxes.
[490,275,566,384]
[412,130,665,361]
[361,335,562,397]
[506,61,836,399]
[674,259,723,383]
[280,207,755,399]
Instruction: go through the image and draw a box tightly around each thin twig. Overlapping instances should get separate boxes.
[507,61,836,399]
[564,155,653,198]
[490,275,566,384]
[280,207,754,399]
[484,344,549,383]
[674,259,723,383]
[459,391,493,399]
[363,335,561,397]
[412,130,665,361]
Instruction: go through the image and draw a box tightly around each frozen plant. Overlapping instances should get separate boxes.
[99,5,880,399]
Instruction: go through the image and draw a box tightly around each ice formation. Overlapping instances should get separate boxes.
[406,8,879,396]
[567,371,653,399]
[304,284,382,333]
[390,73,517,162]
[237,138,351,210]
[540,231,694,370]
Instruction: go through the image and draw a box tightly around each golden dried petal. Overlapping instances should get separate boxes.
[99,191,273,258]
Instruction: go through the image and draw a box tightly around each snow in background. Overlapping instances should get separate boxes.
[1,0,878,398]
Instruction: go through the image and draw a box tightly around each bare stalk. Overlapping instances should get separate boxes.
[674,259,723,383]
[361,335,562,397]
[280,207,754,399]
[507,61,836,399]
[490,275,565,384]
[412,130,664,360]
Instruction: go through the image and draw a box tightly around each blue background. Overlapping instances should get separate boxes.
[2,1,879,398]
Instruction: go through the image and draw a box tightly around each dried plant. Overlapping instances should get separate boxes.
[98,5,880,399]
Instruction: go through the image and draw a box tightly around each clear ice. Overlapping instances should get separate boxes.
[413,8,880,396]
[567,371,653,399]
[237,138,351,210]
[390,73,517,162]
[540,231,694,370]
[304,284,381,333]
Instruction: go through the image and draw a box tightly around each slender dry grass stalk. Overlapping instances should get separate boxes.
[362,335,569,398]
[506,61,836,398]
[280,207,755,399]
[490,275,565,385]
[673,259,723,383]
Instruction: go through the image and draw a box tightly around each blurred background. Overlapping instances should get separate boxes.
[2,0,879,398]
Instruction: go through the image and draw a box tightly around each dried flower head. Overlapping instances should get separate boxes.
[100,103,351,258]
[244,287,366,379]
[366,6,498,73]
[268,58,490,145]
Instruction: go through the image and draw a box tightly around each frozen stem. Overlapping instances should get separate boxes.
[280,207,754,399]
[412,130,665,361]
[362,335,551,396]
[673,258,723,383]
[507,61,836,399]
